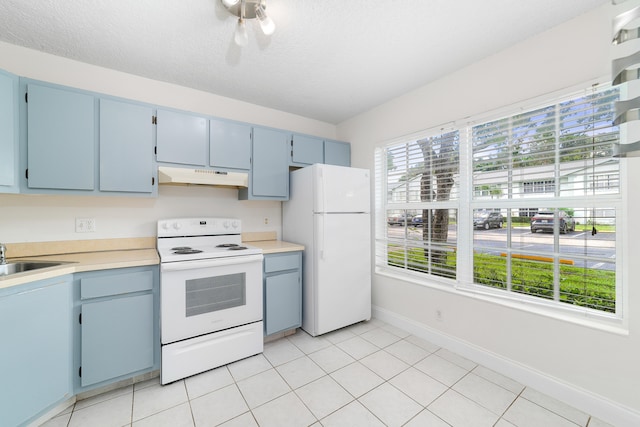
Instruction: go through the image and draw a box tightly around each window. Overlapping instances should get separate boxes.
[376,85,621,317]
[378,131,459,280]
[523,180,555,194]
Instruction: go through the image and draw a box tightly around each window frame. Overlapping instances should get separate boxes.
[378,129,461,283]
[375,82,625,325]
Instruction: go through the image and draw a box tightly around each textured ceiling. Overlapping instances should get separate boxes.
[0,0,607,124]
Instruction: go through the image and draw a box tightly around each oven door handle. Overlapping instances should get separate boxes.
[161,254,264,272]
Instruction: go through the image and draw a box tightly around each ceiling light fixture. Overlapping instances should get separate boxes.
[254,4,275,36]
[234,17,249,46]
[222,0,275,46]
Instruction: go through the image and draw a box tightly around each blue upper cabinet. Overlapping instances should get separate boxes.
[290,134,324,166]
[324,139,351,167]
[156,109,208,166]
[24,83,96,191]
[210,118,251,171]
[99,99,155,195]
[0,70,18,193]
[239,127,289,200]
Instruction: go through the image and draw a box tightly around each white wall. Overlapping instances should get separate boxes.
[2,3,638,424]
[0,41,337,243]
[0,187,282,242]
[339,3,640,425]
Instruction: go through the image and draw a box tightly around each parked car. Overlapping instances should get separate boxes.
[530,211,575,234]
[473,212,503,230]
[387,213,413,226]
[412,215,423,226]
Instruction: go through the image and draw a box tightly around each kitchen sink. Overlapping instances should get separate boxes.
[0,261,71,277]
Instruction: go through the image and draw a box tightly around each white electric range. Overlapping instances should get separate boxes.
[157,217,264,384]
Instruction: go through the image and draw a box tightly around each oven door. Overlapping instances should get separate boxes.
[160,254,263,345]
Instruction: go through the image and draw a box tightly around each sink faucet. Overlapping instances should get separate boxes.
[0,243,6,265]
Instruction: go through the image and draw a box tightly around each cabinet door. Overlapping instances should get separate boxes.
[291,134,323,166]
[26,83,95,190]
[0,71,18,192]
[265,271,301,335]
[81,294,154,387]
[0,280,72,427]
[156,109,208,166]
[210,118,251,170]
[100,99,154,193]
[324,140,351,167]
[249,127,289,199]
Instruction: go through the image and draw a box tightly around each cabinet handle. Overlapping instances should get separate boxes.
[152,177,155,186]
[25,169,28,179]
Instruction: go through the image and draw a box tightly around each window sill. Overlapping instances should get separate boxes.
[375,267,628,336]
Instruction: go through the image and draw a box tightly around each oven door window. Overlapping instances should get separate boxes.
[185,273,246,317]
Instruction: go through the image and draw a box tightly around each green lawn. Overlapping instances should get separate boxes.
[388,247,615,313]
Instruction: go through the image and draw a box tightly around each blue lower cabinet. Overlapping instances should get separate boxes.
[263,252,302,336]
[81,294,154,386]
[75,266,159,392]
[0,277,73,427]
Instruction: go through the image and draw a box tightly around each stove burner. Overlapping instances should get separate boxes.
[171,246,193,251]
[173,249,203,255]
[216,243,239,248]
[228,246,248,251]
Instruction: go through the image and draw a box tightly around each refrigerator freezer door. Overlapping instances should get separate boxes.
[314,164,370,214]
[310,212,371,336]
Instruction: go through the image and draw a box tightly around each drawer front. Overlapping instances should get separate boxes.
[264,252,300,273]
[81,270,153,300]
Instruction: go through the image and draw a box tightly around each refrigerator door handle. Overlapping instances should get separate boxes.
[320,167,326,259]
[319,213,325,260]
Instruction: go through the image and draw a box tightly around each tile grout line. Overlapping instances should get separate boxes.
[184,379,197,427]
[494,388,526,427]
[51,321,600,427]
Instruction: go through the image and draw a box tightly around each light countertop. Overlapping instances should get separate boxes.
[1,236,303,290]
[247,240,304,254]
[0,249,159,290]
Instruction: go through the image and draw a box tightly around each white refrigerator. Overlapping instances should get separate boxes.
[283,164,371,336]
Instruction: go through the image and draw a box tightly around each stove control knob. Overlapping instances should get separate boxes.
[173,222,182,230]
[223,220,230,229]
[231,220,239,229]
[161,222,170,230]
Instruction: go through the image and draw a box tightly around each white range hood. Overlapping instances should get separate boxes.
[158,166,248,188]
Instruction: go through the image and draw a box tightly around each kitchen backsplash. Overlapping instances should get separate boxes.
[0,185,282,243]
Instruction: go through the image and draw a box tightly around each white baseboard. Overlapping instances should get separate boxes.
[372,305,640,427]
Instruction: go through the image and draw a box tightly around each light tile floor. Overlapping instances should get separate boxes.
[42,319,615,427]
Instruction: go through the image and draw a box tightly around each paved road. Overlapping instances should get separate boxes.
[388,225,616,271]
[472,227,615,270]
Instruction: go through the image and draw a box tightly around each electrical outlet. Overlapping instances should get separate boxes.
[264,217,269,225]
[75,218,96,233]
[436,309,443,322]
